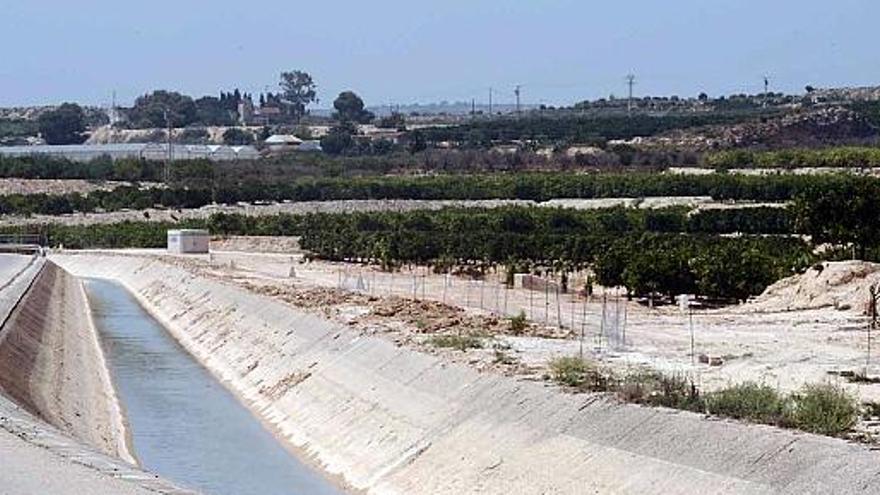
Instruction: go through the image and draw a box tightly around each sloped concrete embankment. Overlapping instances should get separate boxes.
[0,260,132,462]
[54,254,880,495]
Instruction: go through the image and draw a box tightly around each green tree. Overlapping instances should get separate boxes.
[128,91,198,128]
[791,179,880,259]
[333,91,374,124]
[222,128,255,145]
[279,70,317,122]
[38,103,87,145]
[407,129,427,153]
[320,124,356,155]
[194,96,236,126]
[376,112,406,130]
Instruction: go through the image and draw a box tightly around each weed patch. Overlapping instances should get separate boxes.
[429,334,483,351]
[548,357,860,438]
[789,383,859,436]
[548,357,611,391]
[508,311,528,335]
[706,382,788,425]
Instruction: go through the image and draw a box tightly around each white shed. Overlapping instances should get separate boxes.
[264,134,304,152]
[167,229,209,254]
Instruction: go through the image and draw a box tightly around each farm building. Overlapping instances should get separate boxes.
[167,229,210,254]
[0,143,260,162]
[264,134,303,152]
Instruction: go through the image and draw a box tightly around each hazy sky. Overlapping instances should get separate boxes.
[2,0,878,108]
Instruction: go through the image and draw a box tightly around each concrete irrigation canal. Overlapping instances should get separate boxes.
[85,278,343,495]
[4,252,880,493]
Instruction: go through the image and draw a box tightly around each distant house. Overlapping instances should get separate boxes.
[358,125,404,143]
[238,99,286,126]
[264,134,303,152]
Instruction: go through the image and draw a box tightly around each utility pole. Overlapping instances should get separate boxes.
[868,285,880,376]
[109,90,120,136]
[626,74,636,116]
[515,85,522,115]
[163,109,172,184]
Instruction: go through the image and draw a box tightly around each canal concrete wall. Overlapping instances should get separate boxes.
[0,260,133,463]
[54,253,880,495]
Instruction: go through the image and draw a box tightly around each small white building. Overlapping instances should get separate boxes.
[167,229,209,254]
[264,134,304,152]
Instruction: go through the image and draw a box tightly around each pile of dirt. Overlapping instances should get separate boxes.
[247,284,373,313]
[240,277,567,341]
[750,260,880,312]
[635,106,878,151]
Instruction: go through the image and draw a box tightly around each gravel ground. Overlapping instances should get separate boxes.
[0,178,160,196]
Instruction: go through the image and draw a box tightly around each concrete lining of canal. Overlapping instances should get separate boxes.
[84,277,344,495]
[0,258,195,494]
[8,254,880,494]
[0,260,132,461]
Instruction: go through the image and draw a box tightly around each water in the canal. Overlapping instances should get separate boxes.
[84,278,344,495]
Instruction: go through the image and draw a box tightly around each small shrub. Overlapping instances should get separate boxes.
[548,356,610,391]
[789,383,858,436]
[613,370,703,411]
[616,371,656,403]
[647,373,704,412]
[493,349,517,365]
[429,334,483,351]
[549,356,589,387]
[509,311,528,335]
[706,382,789,425]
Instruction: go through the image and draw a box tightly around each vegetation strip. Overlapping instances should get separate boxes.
[2,170,880,217]
[548,356,860,437]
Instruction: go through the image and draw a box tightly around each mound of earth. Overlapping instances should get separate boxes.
[751,260,880,312]
[633,106,878,150]
[723,106,878,149]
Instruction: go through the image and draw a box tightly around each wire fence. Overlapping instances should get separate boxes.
[205,253,708,378]
[334,266,631,352]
